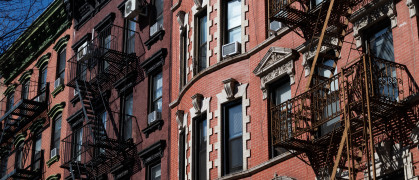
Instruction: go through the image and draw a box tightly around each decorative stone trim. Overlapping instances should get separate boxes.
[46,155,60,167]
[144,30,165,50]
[138,140,166,165]
[176,110,185,130]
[29,118,46,134]
[13,132,26,148]
[222,78,238,100]
[142,119,164,138]
[188,96,212,180]
[241,0,249,53]
[253,47,297,99]
[4,84,17,95]
[51,84,65,98]
[35,53,51,68]
[18,70,33,84]
[140,48,167,75]
[299,41,337,77]
[48,102,66,120]
[350,0,397,48]
[191,93,204,114]
[214,82,250,177]
[53,34,70,53]
[407,0,417,18]
[46,173,61,180]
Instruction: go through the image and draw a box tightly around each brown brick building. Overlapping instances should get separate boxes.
[169,0,419,179]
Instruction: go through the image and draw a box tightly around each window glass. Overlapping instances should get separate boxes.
[156,0,164,25]
[16,148,23,169]
[369,26,394,61]
[58,49,66,80]
[123,93,133,140]
[227,0,241,43]
[53,117,62,155]
[179,131,186,180]
[198,14,207,72]
[22,81,29,100]
[127,20,136,54]
[180,32,188,87]
[227,103,242,173]
[195,116,207,180]
[6,93,14,111]
[152,72,163,112]
[40,67,47,90]
[74,127,83,161]
[0,157,7,177]
[150,163,161,180]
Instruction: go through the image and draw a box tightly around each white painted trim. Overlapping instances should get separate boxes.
[214,82,250,178]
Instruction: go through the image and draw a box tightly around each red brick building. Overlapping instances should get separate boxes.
[169,0,419,179]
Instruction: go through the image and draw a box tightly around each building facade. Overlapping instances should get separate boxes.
[169,0,419,179]
[0,1,72,180]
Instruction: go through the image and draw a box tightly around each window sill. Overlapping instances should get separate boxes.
[46,155,60,167]
[51,84,65,98]
[144,30,165,50]
[142,119,164,138]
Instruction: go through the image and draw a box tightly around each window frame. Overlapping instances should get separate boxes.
[193,114,207,180]
[32,133,42,170]
[223,0,242,45]
[121,91,133,140]
[72,124,83,162]
[179,130,186,180]
[179,30,188,89]
[125,19,137,55]
[148,161,162,180]
[6,92,14,111]
[222,99,243,175]
[56,48,66,80]
[21,80,30,100]
[39,65,48,93]
[149,70,163,114]
[196,10,207,73]
[51,115,62,157]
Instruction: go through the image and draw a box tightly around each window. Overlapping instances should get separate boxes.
[33,134,42,170]
[269,78,291,157]
[21,80,29,100]
[149,163,161,180]
[15,148,23,169]
[193,115,206,180]
[73,126,83,162]
[364,20,397,101]
[197,12,207,73]
[51,116,61,157]
[98,111,107,154]
[150,72,163,113]
[99,27,111,71]
[39,66,47,92]
[225,0,241,44]
[155,0,164,26]
[6,92,14,111]
[222,101,243,175]
[311,0,323,8]
[122,93,133,140]
[126,20,136,54]
[179,131,186,180]
[77,42,88,81]
[180,31,188,88]
[57,49,66,80]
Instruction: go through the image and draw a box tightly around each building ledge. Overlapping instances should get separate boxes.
[142,119,164,138]
[144,30,165,50]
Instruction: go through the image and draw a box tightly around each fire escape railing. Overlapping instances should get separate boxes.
[0,82,49,145]
[0,148,44,180]
[67,24,144,93]
[270,54,419,148]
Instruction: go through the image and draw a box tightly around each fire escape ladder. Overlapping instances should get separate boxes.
[95,80,119,142]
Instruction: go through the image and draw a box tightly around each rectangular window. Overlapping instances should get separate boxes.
[269,78,291,157]
[57,49,66,80]
[155,0,164,25]
[197,13,207,72]
[222,101,243,175]
[33,134,42,170]
[149,163,161,180]
[77,42,88,81]
[225,0,241,44]
[99,111,107,154]
[73,126,83,162]
[194,115,207,180]
[122,93,133,140]
[151,72,163,113]
[179,131,186,180]
[6,93,14,111]
[126,20,136,54]
[51,116,62,156]
[99,27,111,71]
[22,81,29,100]
[180,32,188,88]
[15,148,23,169]
[39,67,47,91]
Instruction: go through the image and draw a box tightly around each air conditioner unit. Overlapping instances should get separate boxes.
[222,41,241,58]
[147,111,162,124]
[150,22,163,37]
[50,148,57,158]
[54,78,63,89]
[125,0,147,19]
[77,42,91,61]
[270,21,282,32]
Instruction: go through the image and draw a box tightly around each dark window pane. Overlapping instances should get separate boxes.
[369,26,394,61]
[124,93,133,140]
[224,103,243,174]
[179,132,186,180]
[152,72,163,112]
[150,163,161,180]
[226,0,241,43]
[195,116,207,180]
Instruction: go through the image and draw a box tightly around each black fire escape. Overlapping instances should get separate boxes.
[0,81,49,180]
[61,24,145,179]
